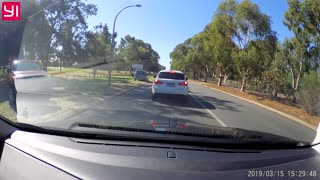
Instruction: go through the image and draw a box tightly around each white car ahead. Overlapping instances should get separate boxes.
[152,70,189,101]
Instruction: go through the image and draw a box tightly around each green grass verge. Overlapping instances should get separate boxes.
[50,75,146,96]
[48,68,131,76]
[147,75,155,82]
[0,102,17,122]
[0,71,5,82]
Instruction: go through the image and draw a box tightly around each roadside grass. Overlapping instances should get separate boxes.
[0,79,16,122]
[48,68,131,76]
[51,76,146,96]
[48,67,153,96]
[48,67,156,78]
[193,80,320,128]
[147,75,155,82]
[0,102,16,122]
[0,71,5,82]
[48,67,98,76]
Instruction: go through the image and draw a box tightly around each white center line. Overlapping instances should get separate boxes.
[190,93,227,127]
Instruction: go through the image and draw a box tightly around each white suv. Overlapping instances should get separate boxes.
[152,70,189,100]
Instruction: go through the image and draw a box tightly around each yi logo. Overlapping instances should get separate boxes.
[2,2,21,21]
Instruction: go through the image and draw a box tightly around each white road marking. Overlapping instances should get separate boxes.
[190,93,227,127]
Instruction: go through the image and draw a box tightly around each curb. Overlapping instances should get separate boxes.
[191,80,318,131]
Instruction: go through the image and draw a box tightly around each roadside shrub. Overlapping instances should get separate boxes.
[297,71,320,115]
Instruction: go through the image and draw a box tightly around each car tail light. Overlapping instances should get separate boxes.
[152,121,157,127]
[154,79,164,84]
[168,71,175,74]
[178,81,188,86]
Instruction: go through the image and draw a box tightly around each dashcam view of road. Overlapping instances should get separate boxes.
[0,70,316,142]
[0,0,319,147]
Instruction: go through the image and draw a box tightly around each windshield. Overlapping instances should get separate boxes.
[158,72,185,80]
[13,61,42,71]
[0,0,320,147]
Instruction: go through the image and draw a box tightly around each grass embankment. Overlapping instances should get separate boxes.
[48,68,155,95]
[48,68,131,77]
[0,72,16,121]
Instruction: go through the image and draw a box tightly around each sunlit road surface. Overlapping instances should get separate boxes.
[22,80,317,143]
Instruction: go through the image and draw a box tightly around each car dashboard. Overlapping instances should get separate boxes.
[1,120,320,180]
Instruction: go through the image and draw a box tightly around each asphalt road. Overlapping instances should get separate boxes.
[30,81,317,143]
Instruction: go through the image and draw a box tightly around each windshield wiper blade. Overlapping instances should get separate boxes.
[73,123,310,149]
[1,116,309,149]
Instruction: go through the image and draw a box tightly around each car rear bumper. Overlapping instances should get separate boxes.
[152,86,189,96]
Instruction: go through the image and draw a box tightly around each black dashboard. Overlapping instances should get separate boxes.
[1,120,320,180]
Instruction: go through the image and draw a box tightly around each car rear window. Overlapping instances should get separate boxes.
[136,71,145,75]
[158,72,185,80]
[14,62,42,71]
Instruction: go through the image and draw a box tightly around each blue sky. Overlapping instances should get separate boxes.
[86,0,293,69]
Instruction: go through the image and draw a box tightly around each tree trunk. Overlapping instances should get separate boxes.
[292,92,297,103]
[125,64,130,74]
[271,88,278,99]
[59,59,62,73]
[212,72,215,80]
[42,59,48,71]
[216,66,222,86]
[218,73,222,86]
[204,65,209,82]
[289,67,297,102]
[295,76,300,91]
[294,60,303,90]
[93,67,97,78]
[203,71,208,82]
[42,42,50,71]
[223,74,229,84]
[240,77,246,92]
[289,67,295,89]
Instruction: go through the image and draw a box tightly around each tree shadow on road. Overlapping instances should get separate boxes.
[153,94,242,113]
[190,93,242,112]
[151,94,216,109]
[203,95,242,112]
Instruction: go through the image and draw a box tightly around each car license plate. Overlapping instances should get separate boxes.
[167,83,175,87]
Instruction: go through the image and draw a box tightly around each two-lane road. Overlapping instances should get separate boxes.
[188,83,316,141]
[38,81,316,142]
